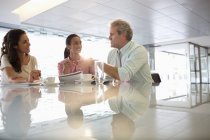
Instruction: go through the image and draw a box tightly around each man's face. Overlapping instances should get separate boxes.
[109,26,123,49]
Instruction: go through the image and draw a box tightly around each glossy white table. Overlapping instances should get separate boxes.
[0,82,151,140]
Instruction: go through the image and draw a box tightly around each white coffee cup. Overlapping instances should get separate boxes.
[44,77,55,84]
[81,74,92,81]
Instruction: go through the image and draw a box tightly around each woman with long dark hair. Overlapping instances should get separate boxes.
[0,29,41,83]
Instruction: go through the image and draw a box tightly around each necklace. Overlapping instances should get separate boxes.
[69,56,80,65]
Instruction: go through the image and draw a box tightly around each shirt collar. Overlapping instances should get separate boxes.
[118,41,133,55]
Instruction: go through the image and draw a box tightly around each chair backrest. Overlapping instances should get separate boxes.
[151,73,161,86]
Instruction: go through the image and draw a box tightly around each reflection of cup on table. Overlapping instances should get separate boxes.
[44,77,55,85]
[44,86,56,93]
[94,61,104,85]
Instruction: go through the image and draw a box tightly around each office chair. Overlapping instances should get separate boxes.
[151,73,161,86]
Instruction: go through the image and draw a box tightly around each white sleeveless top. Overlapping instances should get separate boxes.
[0,54,38,83]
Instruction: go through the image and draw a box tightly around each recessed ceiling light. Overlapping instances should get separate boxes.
[12,0,68,22]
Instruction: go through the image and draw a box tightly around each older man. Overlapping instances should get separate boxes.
[104,19,152,84]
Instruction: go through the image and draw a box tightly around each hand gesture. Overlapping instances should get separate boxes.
[28,70,41,82]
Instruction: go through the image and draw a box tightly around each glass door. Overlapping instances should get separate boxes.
[200,47,209,103]
[154,43,209,108]
[189,43,209,107]
[189,44,201,106]
[155,43,190,108]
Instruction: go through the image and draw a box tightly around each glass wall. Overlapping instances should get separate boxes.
[189,43,209,106]
[154,42,209,108]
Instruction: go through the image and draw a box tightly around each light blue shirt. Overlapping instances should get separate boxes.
[107,41,153,84]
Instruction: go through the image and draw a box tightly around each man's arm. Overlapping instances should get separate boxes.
[104,63,120,80]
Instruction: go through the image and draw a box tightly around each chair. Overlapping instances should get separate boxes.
[151,73,161,86]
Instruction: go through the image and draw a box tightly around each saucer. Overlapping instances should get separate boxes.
[75,79,93,83]
[43,82,59,86]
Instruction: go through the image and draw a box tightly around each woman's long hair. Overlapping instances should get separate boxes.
[64,47,69,59]
[1,29,26,72]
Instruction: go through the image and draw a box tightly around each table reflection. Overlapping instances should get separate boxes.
[59,84,95,129]
[0,81,151,140]
[0,86,41,138]
[58,84,112,129]
[59,82,151,140]
[108,82,151,140]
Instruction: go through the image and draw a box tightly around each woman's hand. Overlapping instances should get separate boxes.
[62,61,71,74]
[28,70,41,82]
[63,61,71,69]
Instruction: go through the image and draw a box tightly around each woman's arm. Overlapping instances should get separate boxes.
[3,67,40,83]
[104,63,120,80]
[58,60,71,75]
[3,67,28,83]
[58,62,64,75]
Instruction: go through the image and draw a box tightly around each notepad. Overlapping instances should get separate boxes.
[59,71,82,83]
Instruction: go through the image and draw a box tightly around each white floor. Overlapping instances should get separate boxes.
[134,103,210,140]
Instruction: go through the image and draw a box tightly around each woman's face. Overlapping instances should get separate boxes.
[68,37,82,54]
[17,33,30,54]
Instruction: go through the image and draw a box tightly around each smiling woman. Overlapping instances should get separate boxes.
[0,29,41,83]
[57,34,95,76]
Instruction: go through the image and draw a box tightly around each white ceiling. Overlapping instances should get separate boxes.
[0,0,210,47]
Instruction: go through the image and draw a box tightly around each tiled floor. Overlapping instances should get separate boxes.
[133,105,210,140]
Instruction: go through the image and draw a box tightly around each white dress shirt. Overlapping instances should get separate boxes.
[107,41,153,84]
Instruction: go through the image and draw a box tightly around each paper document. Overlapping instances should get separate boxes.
[59,71,82,83]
